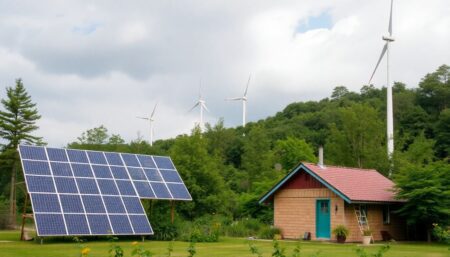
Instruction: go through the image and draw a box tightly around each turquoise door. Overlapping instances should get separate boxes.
[316,199,331,239]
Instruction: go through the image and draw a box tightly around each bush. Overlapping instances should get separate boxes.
[258,226,282,239]
[0,197,9,229]
[177,215,221,242]
[153,221,178,241]
[332,225,350,238]
[225,218,264,237]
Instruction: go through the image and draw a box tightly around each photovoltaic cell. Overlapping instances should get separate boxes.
[76,178,100,194]
[92,165,112,178]
[97,179,119,195]
[143,169,162,181]
[19,145,47,160]
[133,181,155,198]
[129,215,153,234]
[153,156,175,169]
[136,155,156,168]
[122,197,144,214]
[127,167,146,180]
[19,145,191,237]
[65,214,90,235]
[67,149,89,163]
[87,151,107,165]
[46,148,68,162]
[26,176,56,193]
[23,160,51,175]
[167,183,191,200]
[54,177,78,193]
[71,163,93,177]
[159,169,183,183]
[30,194,61,213]
[150,182,172,199]
[103,196,126,213]
[59,194,84,213]
[109,215,133,234]
[104,152,123,166]
[34,214,67,235]
[82,195,106,213]
[121,153,140,167]
[110,166,129,179]
[87,214,112,234]
[50,162,73,176]
[116,180,137,196]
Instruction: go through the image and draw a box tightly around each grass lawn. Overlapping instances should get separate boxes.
[0,230,448,257]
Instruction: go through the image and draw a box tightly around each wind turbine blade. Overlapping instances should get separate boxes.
[244,74,251,96]
[150,103,158,118]
[369,43,388,84]
[225,97,243,101]
[388,0,393,36]
[199,79,202,99]
[188,102,200,112]
[202,102,210,112]
[136,116,149,120]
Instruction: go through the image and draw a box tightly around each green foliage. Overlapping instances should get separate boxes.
[249,242,263,257]
[187,241,196,257]
[291,241,301,257]
[325,103,387,172]
[76,125,109,144]
[332,225,350,238]
[258,226,282,239]
[417,64,449,115]
[274,137,316,170]
[354,244,390,257]
[131,242,152,257]
[225,218,265,237]
[432,224,450,245]
[435,108,450,158]
[166,241,174,257]
[362,229,372,236]
[108,237,124,257]
[394,161,450,241]
[272,239,286,257]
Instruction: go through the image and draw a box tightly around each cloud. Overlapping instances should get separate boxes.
[0,0,448,146]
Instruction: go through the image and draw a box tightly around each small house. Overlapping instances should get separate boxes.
[259,159,406,242]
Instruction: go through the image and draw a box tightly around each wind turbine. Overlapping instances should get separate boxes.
[369,0,395,164]
[226,75,251,127]
[137,103,158,146]
[188,84,209,131]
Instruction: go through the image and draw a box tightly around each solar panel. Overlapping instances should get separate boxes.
[19,145,191,237]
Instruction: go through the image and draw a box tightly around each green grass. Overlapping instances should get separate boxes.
[0,230,448,257]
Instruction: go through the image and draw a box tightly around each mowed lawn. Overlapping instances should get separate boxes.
[0,231,448,257]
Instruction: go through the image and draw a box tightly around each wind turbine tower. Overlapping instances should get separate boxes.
[369,0,395,163]
[137,103,158,146]
[189,85,209,131]
[226,75,251,127]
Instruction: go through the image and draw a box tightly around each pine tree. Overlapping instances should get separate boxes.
[0,79,42,227]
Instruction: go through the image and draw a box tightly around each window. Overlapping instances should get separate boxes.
[359,204,368,225]
[320,201,329,213]
[383,205,390,225]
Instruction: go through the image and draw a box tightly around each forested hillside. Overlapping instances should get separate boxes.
[0,65,448,240]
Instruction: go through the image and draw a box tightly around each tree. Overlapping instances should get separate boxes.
[435,108,450,158]
[274,137,316,170]
[325,103,388,172]
[241,125,275,191]
[417,64,450,116]
[394,161,450,242]
[0,79,42,226]
[76,125,109,144]
[331,86,349,100]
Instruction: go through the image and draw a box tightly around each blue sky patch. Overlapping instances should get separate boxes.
[73,22,100,35]
[296,12,332,33]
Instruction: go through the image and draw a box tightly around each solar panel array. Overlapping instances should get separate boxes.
[18,145,192,236]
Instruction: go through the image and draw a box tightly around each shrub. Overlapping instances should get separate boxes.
[225,218,264,237]
[258,226,282,239]
[362,229,372,236]
[332,225,350,238]
[153,221,178,241]
[177,215,221,242]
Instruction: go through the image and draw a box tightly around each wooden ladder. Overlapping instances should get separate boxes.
[354,205,374,243]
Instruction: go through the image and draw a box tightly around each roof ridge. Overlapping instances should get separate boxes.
[303,162,378,172]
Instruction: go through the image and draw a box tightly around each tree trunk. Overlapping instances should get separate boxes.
[8,163,17,228]
[427,228,432,243]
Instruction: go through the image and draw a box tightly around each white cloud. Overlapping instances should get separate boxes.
[0,0,448,146]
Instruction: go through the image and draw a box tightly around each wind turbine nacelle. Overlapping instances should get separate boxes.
[382,35,395,42]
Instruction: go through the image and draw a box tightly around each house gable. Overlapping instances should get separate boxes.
[280,171,325,190]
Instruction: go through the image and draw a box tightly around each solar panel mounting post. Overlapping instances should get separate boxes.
[20,192,29,241]
[170,201,175,224]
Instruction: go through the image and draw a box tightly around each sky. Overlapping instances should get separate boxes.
[0,0,448,147]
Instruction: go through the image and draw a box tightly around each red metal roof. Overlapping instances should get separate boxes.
[303,163,400,203]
